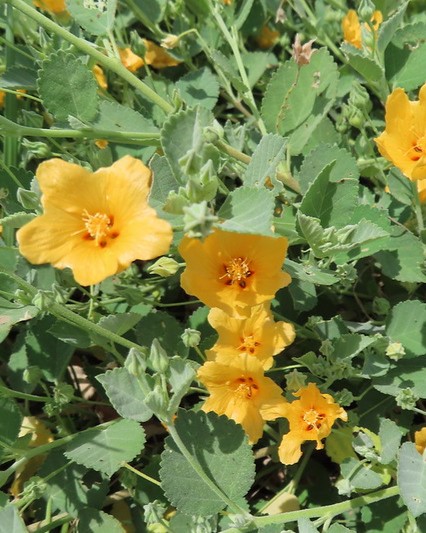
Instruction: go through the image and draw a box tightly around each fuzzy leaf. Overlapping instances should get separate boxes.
[160,410,255,516]
[244,134,285,191]
[0,506,27,533]
[390,42,426,91]
[398,443,426,518]
[65,420,146,477]
[379,418,402,465]
[176,67,219,110]
[89,101,158,134]
[0,298,39,343]
[377,2,408,54]
[38,51,98,122]
[77,508,125,533]
[0,398,22,450]
[374,357,426,399]
[386,300,426,357]
[66,0,117,36]
[341,44,384,84]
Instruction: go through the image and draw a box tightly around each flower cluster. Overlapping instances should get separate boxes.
[17,156,173,286]
[179,228,346,461]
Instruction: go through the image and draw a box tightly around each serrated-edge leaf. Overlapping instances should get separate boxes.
[244,133,285,191]
[377,2,408,54]
[398,442,426,518]
[386,300,426,357]
[341,43,384,83]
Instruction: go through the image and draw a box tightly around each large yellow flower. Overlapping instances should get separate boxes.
[415,427,426,455]
[197,354,287,443]
[179,229,291,317]
[342,9,382,49]
[206,304,295,370]
[17,156,173,286]
[375,84,426,181]
[278,383,347,465]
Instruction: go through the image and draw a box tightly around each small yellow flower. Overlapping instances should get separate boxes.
[206,304,295,370]
[119,48,145,73]
[375,84,426,181]
[415,427,426,455]
[342,9,382,49]
[17,156,173,286]
[33,0,66,13]
[278,383,347,465]
[179,229,291,317]
[197,354,287,443]
[93,65,108,90]
[256,26,280,49]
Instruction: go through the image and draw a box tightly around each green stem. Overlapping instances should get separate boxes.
[6,0,174,114]
[28,513,73,533]
[167,423,249,517]
[122,462,161,487]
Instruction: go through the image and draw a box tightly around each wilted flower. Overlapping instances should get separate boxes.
[206,304,295,370]
[342,9,382,49]
[292,34,316,66]
[415,427,426,455]
[278,383,347,465]
[92,65,108,90]
[119,47,145,72]
[179,229,291,317]
[375,84,426,181]
[197,354,287,443]
[17,156,173,286]
[144,39,181,69]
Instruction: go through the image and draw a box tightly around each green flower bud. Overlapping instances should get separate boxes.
[285,369,307,391]
[163,188,190,214]
[395,388,418,410]
[147,257,180,277]
[32,290,54,311]
[385,341,405,361]
[349,83,372,114]
[23,366,43,385]
[22,476,47,501]
[144,384,169,419]
[143,501,167,527]
[358,0,375,23]
[347,106,365,130]
[17,188,41,211]
[125,348,147,378]
[150,339,169,373]
[21,139,52,158]
[54,382,74,407]
[181,328,201,348]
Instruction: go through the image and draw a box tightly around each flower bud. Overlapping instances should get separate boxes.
[395,388,418,410]
[22,476,47,501]
[53,382,74,407]
[150,339,169,373]
[125,348,147,377]
[319,339,334,357]
[147,257,180,277]
[144,384,169,419]
[21,139,52,158]
[17,188,41,211]
[358,0,375,23]
[385,341,405,361]
[181,328,201,348]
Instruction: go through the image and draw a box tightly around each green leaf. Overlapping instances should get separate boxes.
[241,51,278,88]
[167,358,197,416]
[176,67,219,110]
[77,508,125,533]
[287,277,317,312]
[219,187,275,235]
[386,300,426,357]
[285,259,338,286]
[135,311,186,357]
[376,2,408,54]
[398,442,426,518]
[210,50,248,94]
[340,457,384,491]
[0,398,22,449]
[244,133,285,191]
[373,356,426,399]
[66,0,117,36]
[39,451,109,515]
[390,42,426,91]
[332,334,376,360]
[0,248,18,273]
[160,106,215,180]
[299,162,359,229]
[0,167,33,215]
[297,144,359,194]
[0,298,39,343]
[48,321,92,348]
[379,418,402,465]
[0,66,37,90]
[340,44,384,85]
[38,51,98,122]
[160,410,255,516]
[386,168,416,205]
[0,505,27,533]
[375,229,426,283]
[65,420,146,477]
[298,518,319,533]
[96,367,153,422]
[88,101,158,135]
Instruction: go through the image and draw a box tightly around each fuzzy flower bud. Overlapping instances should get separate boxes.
[147,257,180,277]
[385,342,405,361]
[150,339,169,373]
[181,328,201,348]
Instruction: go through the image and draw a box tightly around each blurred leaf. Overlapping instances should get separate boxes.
[341,44,384,85]
[379,418,402,465]
[376,2,408,54]
[325,427,357,464]
[48,321,92,348]
[398,442,426,517]
[0,505,27,533]
[390,42,426,91]
[38,51,98,122]
[285,259,338,286]
[385,300,426,357]
[160,410,255,516]
[96,367,153,422]
[67,0,117,36]
[88,101,158,134]
[0,398,22,450]
[0,67,37,90]
[242,51,278,88]
[90,313,142,349]
[135,311,186,356]
[65,420,146,477]
[0,298,39,343]
[244,133,285,191]
[374,356,426,399]
[77,508,125,533]
[287,277,317,312]
[340,457,384,491]
[0,248,18,273]
[176,67,219,110]
[298,518,319,532]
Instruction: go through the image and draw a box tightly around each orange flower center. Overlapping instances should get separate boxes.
[238,335,260,354]
[231,376,259,400]
[221,257,253,288]
[82,210,119,248]
[302,408,325,431]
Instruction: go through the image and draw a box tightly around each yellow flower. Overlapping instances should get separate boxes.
[93,65,108,90]
[143,39,181,69]
[197,354,287,443]
[375,84,426,181]
[17,156,173,286]
[418,179,426,203]
[119,48,145,73]
[206,304,295,370]
[256,26,280,49]
[278,383,347,465]
[415,427,426,455]
[179,229,291,317]
[342,9,382,49]
[33,0,66,13]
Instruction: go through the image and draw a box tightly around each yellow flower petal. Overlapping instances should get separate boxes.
[119,47,144,72]
[415,427,426,455]
[342,9,382,49]
[143,40,181,69]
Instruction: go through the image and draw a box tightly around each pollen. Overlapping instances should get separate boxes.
[221,257,253,288]
[82,210,117,247]
[232,376,259,399]
[302,408,325,431]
